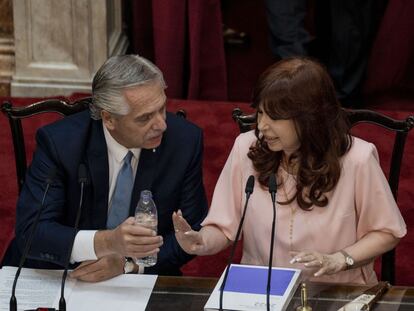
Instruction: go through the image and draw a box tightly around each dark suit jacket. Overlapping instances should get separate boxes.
[3,110,208,275]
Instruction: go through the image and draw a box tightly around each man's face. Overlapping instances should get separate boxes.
[102,82,167,149]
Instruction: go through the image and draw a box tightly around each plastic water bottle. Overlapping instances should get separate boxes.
[134,190,158,267]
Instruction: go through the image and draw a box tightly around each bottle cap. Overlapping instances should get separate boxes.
[140,190,152,201]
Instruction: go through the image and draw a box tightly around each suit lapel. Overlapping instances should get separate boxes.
[86,120,109,229]
[129,148,160,215]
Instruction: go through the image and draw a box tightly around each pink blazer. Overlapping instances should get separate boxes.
[202,131,406,285]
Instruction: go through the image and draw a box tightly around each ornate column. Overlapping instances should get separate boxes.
[11,0,128,97]
[0,0,14,96]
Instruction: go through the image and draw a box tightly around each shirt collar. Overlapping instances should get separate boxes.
[102,123,141,163]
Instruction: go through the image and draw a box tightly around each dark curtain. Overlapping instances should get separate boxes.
[364,0,414,94]
[129,0,227,100]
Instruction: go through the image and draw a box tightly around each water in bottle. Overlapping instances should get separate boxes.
[134,190,158,267]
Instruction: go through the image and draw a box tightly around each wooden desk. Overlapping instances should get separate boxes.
[147,276,414,310]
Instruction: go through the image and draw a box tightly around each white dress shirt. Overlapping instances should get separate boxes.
[70,123,141,264]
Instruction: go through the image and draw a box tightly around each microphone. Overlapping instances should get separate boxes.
[10,168,57,311]
[219,175,255,311]
[266,174,277,311]
[58,163,89,311]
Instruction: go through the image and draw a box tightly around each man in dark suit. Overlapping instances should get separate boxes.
[264,0,386,107]
[2,55,208,281]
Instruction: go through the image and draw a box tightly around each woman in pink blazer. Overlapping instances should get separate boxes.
[173,57,406,285]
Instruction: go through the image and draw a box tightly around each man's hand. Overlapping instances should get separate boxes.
[290,250,347,277]
[70,254,125,282]
[172,210,206,255]
[95,217,163,259]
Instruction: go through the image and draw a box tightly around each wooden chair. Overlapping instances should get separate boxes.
[1,97,186,194]
[1,98,91,193]
[232,107,414,284]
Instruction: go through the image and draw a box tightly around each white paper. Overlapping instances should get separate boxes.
[0,266,75,311]
[0,266,157,311]
[68,274,157,311]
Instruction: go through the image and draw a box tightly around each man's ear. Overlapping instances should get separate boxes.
[101,110,115,130]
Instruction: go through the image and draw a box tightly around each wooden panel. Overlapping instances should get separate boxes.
[0,0,14,96]
[0,0,13,38]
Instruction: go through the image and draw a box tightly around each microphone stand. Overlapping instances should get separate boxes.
[10,169,56,311]
[59,164,88,311]
[266,174,277,311]
[219,175,255,311]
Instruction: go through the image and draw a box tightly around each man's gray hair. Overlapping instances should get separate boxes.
[90,54,166,120]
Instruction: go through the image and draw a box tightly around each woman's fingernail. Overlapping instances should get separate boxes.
[289,258,296,264]
[304,263,309,267]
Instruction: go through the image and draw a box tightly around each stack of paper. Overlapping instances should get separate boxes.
[204,264,301,311]
[0,266,157,311]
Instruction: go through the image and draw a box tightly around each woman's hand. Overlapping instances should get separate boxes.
[172,210,206,255]
[290,251,347,277]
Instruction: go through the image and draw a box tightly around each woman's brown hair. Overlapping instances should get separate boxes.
[247,57,352,210]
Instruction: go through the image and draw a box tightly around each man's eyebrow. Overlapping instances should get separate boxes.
[135,111,153,119]
[135,102,167,120]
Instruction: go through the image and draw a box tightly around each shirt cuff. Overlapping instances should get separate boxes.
[70,230,98,263]
[138,264,145,274]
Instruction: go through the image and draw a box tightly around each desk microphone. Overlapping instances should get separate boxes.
[219,175,255,311]
[266,174,277,311]
[9,168,56,311]
[58,163,89,311]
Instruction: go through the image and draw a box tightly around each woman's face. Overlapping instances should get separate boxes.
[257,105,301,156]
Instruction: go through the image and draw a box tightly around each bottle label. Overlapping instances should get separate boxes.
[135,212,157,230]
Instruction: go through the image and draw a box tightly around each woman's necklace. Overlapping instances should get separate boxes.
[281,174,297,252]
[280,155,299,251]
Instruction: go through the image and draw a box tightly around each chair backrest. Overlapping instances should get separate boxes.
[1,97,187,194]
[232,107,414,284]
[1,98,91,193]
